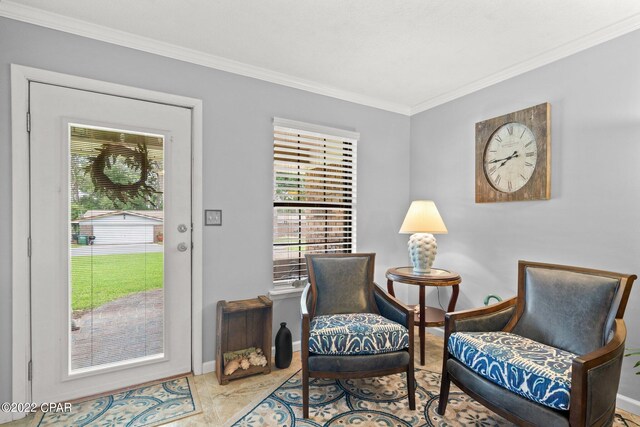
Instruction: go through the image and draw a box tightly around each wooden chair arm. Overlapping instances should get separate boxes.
[300,283,311,317]
[373,284,412,315]
[445,296,517,322]
[444,297,517,335]
[300,283,312,364]
[373,284,414,331]
[569,319,627,427]
[572,319,626,369]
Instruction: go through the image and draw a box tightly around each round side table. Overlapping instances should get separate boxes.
[385,267,461,366]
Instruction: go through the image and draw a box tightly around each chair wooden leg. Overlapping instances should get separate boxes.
[302,369,310,418]
[407,364,416,410]
[437,368,450,415]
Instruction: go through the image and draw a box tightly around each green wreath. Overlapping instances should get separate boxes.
[86,143,160,205]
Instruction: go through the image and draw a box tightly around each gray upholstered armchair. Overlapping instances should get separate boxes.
[301,253,415,418]
[438,260,636,427]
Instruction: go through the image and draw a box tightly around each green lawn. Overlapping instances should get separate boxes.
[71,252,163,311]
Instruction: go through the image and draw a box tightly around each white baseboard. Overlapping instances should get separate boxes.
[202,360,216,375]
[0,412,13,424]
[617,393,640,415]
[201,340,302,376]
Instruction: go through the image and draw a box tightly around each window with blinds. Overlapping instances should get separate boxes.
[273,118,358,285]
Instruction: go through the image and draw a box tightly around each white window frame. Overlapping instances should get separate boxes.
[271,118,359,293]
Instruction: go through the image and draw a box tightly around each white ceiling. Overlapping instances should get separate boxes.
[3,0,640,115]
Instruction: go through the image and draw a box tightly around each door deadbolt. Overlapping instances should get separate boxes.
[177,242,188,252]
[178,224,188,233]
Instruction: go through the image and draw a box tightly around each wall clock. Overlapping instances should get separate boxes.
[475,103,550,203]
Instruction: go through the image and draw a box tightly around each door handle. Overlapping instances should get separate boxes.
[177,242,189,252]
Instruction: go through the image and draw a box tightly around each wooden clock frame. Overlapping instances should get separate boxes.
[475,103,551,203]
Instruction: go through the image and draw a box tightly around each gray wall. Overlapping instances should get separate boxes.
[410,29,640,400]
[0,17,411,404]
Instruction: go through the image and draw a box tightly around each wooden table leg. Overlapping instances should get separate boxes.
[447,284,460,312]
[419,285,425,366]
[386,279,395,297]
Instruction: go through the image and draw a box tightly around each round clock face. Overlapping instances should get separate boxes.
[483,122,537,193]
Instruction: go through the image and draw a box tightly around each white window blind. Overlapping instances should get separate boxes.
[273,118,358,285]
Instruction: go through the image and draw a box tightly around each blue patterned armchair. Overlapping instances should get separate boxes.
[300,253,416,418]
[438,260,636,427]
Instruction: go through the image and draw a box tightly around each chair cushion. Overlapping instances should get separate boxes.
[447,359,570,427]
[448,331,577,410]
[309,313,409,355]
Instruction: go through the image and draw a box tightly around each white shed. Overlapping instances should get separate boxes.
[78,211,163,245]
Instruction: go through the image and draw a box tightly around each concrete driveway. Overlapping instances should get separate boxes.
[71,289,163,369]
[72,243,164,256]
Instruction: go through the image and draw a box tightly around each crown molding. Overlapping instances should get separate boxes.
[410,12,640,115]
[0,0,411,115]
[3,1,640,117]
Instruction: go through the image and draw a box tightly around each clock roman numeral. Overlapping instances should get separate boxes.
[520,129,526,138]
[525,140,534,148]
[525,161,534,167]
[520,174,526,180]
[507,125,513,135]
[495,175,502,185]
[494,135,502,143]
[488,165,497,175]
[508,180,512,191]
[525,151,535,157]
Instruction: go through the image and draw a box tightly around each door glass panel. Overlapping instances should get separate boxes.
[69,124,164,372]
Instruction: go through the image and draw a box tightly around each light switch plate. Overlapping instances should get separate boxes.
[205,209,222,226]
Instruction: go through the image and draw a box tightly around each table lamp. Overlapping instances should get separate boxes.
[399,200,448,274]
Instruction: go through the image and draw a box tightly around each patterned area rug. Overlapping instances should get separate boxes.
[33,376,201,427]
[227,369,634,426]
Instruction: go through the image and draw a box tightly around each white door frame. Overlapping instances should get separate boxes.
[10,64,204,420]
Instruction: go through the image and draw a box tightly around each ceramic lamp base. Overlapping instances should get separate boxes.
[408,233,438,274]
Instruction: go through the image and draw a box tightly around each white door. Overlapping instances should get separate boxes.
[30,82,192,403]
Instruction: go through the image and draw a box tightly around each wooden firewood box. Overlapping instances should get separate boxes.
[215,295,273,385]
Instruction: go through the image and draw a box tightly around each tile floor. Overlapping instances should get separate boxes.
[4,333,639,426]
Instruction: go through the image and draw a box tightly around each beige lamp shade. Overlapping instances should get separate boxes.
[399,200,448,234]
